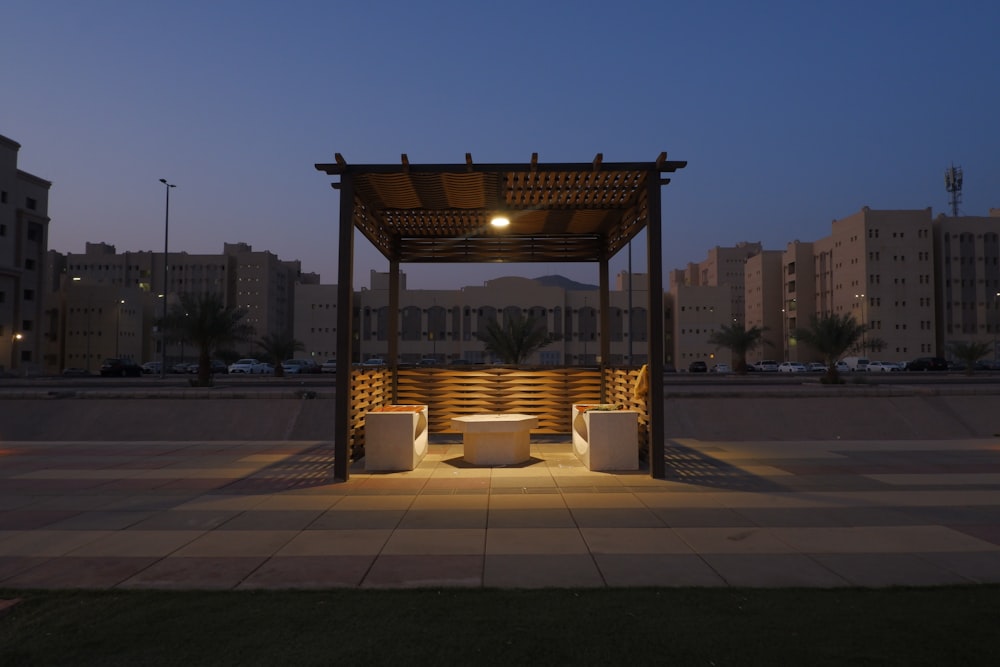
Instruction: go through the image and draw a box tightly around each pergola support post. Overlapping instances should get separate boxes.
[598,255,610,402]
[333,176,355,481]
[646,177,666,478]
[389,260,400,402]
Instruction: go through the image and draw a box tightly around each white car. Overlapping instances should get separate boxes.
[281,359,320,374]
[228,358,271,374]
[320,359,337,373]
[710,363,732,374]
[778,361,807,373]
[754,360,779,372]
[835,360,850,373]
[807,362,827,372]
[867,361,901,373]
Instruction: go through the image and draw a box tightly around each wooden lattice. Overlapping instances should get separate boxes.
[348,367,391,459]
[395,367,602,433]
[602,367,650,458]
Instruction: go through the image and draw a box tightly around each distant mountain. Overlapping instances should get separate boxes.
[532,275,598,291]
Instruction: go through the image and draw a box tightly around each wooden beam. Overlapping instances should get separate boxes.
[465,153,473,171]
[654,152,666,170]
[401,153,409,173]
[592,153,603,171]
[335,153,347,166]
[530,153,538,171]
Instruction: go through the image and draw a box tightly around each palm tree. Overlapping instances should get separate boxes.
[257,331,305,378]
[947,340,992,376]
[706,323,769,375]
[479,315,550,365]
[160,292,255,386]
[793,313,866,383]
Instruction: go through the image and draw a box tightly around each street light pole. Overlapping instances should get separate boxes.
[159,179,175,379]
[855,292,866,353]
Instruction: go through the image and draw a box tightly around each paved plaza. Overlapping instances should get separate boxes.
[2,436,1000,589]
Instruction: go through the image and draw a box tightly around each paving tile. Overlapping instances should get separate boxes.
[309,509,405,530]
[277,530,392,556]
[363,554,483,588]
[580,528,693,554]
[69,530,206,557]
[0,556,50,582]
[487,508,576,528]
[594,553,727,587]
[570,507,666,528]
[0,510,85,530]
[701,554,851,588]
[770,526,1000,553]
[171,530,298,558]
[215,510,325,531]
[381,529,485,555]
[672,527,798,554]
[238,555,375,589]
[46,511,154,530]
[333,496,416,510]
[409,494,489,510]
[649,507,757,528]
[397,509,487,529]
[916,551,1000,583]
[487,494,568,510]
[3,556,159,589]
[118,556,267,590]
[561,493,645,509]
[127,510,241,531]
[483,554,603,588]
[810,553,974,587]
[0,530,111,557]
[485,528,588,555]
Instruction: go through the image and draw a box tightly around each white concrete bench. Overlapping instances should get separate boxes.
[451,413,539,465]
[571,404,638,471]
[365,405,429,471]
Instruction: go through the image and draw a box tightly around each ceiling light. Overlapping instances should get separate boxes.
[490,216,510,228]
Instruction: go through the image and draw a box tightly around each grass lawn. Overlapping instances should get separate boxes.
[3,586,1000,666]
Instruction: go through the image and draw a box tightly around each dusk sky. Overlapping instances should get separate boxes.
[4,1,998,290]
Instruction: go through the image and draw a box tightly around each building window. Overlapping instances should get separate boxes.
[23,289,34,301]
[26,197,37,210]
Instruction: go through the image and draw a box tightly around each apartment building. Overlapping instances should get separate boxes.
[743,250,784,363]
[668,282,732,369]
[934,210,1000,358]
[811,207,936,361]
[0,134,51,375]
[47,242,303,372]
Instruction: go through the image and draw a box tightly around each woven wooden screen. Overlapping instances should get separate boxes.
[348,367,391,459]
[602,367,650,458]
[396,367,602,433]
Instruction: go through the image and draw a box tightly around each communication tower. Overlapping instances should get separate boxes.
[945,164,963,217]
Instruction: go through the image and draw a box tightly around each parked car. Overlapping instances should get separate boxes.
[975,359,1000,371]
[688,360,708,373]
[807,362,827,372]
[778,361,807,373]
[840,356,870,372]
[141,361,162,375]
[361,358,386,367]
[906,356,948,371]
[62,367,91,377]
[320,359,337,373]
[450,358,472,366]
[99,358,142,377]
[282,358,320,374]
[228,358,271,374]
[867,360,901,373]
[710,363,731,374]
[171,362,192,374]
[754,360,779,372]
[835,360,850,373]
[417,357,441,366]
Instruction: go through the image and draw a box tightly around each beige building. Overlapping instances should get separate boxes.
[47,242,304,372]
[0,134,51,375]
[668,283,732,370]
[811,208,936,361]
[293,271,653,366]
[744,250,784,363]
[933,210,1000,359]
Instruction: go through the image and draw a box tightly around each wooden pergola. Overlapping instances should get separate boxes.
[315,152,686,480]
